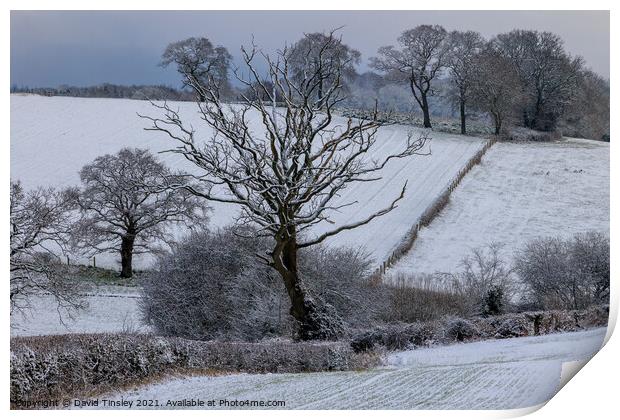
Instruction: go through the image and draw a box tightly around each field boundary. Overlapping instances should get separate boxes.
[370,136,498,283]
[10,334,378,406]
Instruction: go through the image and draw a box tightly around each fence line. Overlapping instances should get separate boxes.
[369,136,498,284]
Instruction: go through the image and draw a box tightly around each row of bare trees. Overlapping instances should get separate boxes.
[370,26,586,135]
[15,27,607,139]
[160,26,606,139]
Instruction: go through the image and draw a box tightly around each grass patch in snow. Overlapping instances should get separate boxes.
[66,264,146,287]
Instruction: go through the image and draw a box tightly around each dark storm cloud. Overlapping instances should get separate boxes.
[10,10,610,88]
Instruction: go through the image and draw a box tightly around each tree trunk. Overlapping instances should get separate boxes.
[459,98,466,135]
[120,235,135,278]
[272,233,343,340]
[532,90,544,130]
[493,112,502,136]
[494,120,502,135]
[523,109,530,128]
[421,93,432,128]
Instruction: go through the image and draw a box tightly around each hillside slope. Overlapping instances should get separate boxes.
[388,138,610,278]
[11,95,486,268]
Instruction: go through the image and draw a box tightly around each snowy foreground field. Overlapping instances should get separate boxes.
[11,94,485,268]
[12,292,607,410]
[389,137,609,277]
[82,328,606,410]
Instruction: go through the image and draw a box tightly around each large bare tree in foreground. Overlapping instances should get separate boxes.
[143,32,428,339]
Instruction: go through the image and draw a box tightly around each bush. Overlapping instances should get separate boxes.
[491,317,530,338]
[382,274,468,323]
[380,245,518,322]
[500,127,562,142]
[441,243,517,316]
[482,285,505,316]
[350,321,439,352]
[514,232,609,310]
[141,228,288,341]
[141,227,383,341]
[11,333,377,405]
[299,246,383,329]
[350,305,608,353]
[442,318,480,342]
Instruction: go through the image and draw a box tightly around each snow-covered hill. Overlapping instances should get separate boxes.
[11,95,486,268]
[388,138,609,278]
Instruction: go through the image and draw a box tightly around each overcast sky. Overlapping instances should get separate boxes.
[10,10,610,88]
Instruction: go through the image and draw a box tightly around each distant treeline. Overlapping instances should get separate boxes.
[10,83,195,101]
[11,47,610,141]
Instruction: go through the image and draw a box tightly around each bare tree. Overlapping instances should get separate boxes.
[561,69,610,141]
[287,31,361,108]
[241,79,286,103]
[72,148,208,278]
[441,243,517,316]
[470,46,524,135]
[494,30,583,131]
[444,30,485,134]
[141,33,429,340]
[371,25,448,128]
[160,37,232,101]
[514,233,609,310]
[10,181,83,315]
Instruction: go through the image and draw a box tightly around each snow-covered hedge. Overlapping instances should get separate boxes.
[500,127,562,142]
[351,305,609,352]
[11,333,378,404]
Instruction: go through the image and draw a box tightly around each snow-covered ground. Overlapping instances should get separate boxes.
[11,95,610,410]
[10,282,607,410]
[10,286,150,337]
[388,138,609,278]
[86,328,606,410]
[11,94,486,269]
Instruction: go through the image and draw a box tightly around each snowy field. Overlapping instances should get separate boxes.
[10,284,607,410]
[85,328,606,410]
[11,94,486,269]
[388,138,609,278]
[10,286,150,337]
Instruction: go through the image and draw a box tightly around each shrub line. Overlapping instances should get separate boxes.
[10,334,379,406]
[350,305,609,353]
